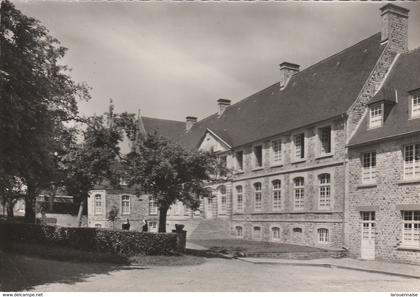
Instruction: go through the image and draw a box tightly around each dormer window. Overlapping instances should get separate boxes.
[369,104,383,129]
[411,94,420,119]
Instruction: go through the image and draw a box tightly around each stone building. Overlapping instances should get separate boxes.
[87,116,192,232]
[87,4,420,263]
[346,46,420,263]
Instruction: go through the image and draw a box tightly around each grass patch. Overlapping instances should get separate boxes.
[129,254,206,266]
[189,239,325,255]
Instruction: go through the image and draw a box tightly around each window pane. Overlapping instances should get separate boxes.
[320,127,331,154]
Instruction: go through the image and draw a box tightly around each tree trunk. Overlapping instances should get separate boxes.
[6,200,14,219]
[158,206,168,233]
[24,193,36,224]
[77,199,85,227]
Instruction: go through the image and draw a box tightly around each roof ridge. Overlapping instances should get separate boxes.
[293,32,381,78]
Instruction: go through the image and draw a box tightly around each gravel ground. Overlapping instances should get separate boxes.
[32,257,420,292]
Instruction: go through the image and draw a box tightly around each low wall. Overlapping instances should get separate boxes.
[1,222,178,257]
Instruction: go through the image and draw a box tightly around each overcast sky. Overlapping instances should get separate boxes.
[14,1,420,122]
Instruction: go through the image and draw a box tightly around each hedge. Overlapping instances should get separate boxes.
[0,222,178,256]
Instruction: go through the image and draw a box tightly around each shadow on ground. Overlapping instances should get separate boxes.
[0,252,127,291]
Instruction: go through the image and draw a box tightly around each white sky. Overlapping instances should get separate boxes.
[15,1,420,122]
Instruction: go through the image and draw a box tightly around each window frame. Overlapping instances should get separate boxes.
[235,185,244,213]
[271,179,282,211]
[234,225,244,239]
[252,225,262,240]
[253,144,264,169]
[403,144,420,180]
[401,211,420,248]
[361,151,377,184]
[292,132,306,162]
[317,228,329,244]
[270,138,283,166]
[271,226,281,242]
[293,177,305,211]
[121,195,131,215]
[411,94,420,119]
[317,126,332,157]
[369,103,383,129]
[253,182,262,211]
[318,174,332,210]
[149,197,158,215]
[235,150,244,172]
[94,194,103,215]
[219,185,227,215]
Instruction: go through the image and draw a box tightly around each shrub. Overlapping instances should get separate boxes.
[0,222,178,256]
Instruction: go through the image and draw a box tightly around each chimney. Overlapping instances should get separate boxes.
[279,62,300,89]
[380,4,409,53]
[185,116,197,131]
[217,99,231,116]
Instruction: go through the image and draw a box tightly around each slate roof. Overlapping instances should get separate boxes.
[176,33,385,150]
[348,48,420,147]
[141,116,186,144]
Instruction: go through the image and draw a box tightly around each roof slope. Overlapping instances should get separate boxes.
[142,116,186,144]
[178,33,385,149]
[348,48,420,147]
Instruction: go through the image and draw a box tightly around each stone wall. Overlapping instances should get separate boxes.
[222,118,347,248]
[346,135,420,264]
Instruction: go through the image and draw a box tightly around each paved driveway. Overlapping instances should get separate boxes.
[33,258,420,292]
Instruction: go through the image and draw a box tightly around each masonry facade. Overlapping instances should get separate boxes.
[87,4,420,264]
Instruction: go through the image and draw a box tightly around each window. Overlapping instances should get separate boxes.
[362,152,376,184]
[94,194,103,215]
[254,182,262,211]
[253,226,262,240]
[149,221,158,232]
[253,145,263,168]
[401,211,420,248]
[121,195,130,215]
[236,185,243,212]
[318,228,329,243]
[272,180,282,210]
[404,144,420,179]
[293,227,302,233]
[219,186,227,214]
[319,126,332,155]
[218,155,227,177]
[318,174,331,210]
[411,94,420,118]
[149,197,158,215]
[235,226,243,238]
[94,224,102,228]
[271,139,282,165]
[293,177,304,210]
[293,133,305,160]
[235,151,244,171]
[271,227,281,241]
[369,104,383,129]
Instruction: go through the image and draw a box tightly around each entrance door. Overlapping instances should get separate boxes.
[205,197,213,219]
[361,211,376,260]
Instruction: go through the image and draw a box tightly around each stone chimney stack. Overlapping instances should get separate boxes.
[380,4,409,53]
[279,62,300,90]
[217,99,231,116]
[185,116,197,132]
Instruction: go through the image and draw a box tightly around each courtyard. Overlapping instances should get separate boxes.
[1,251,420,292]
